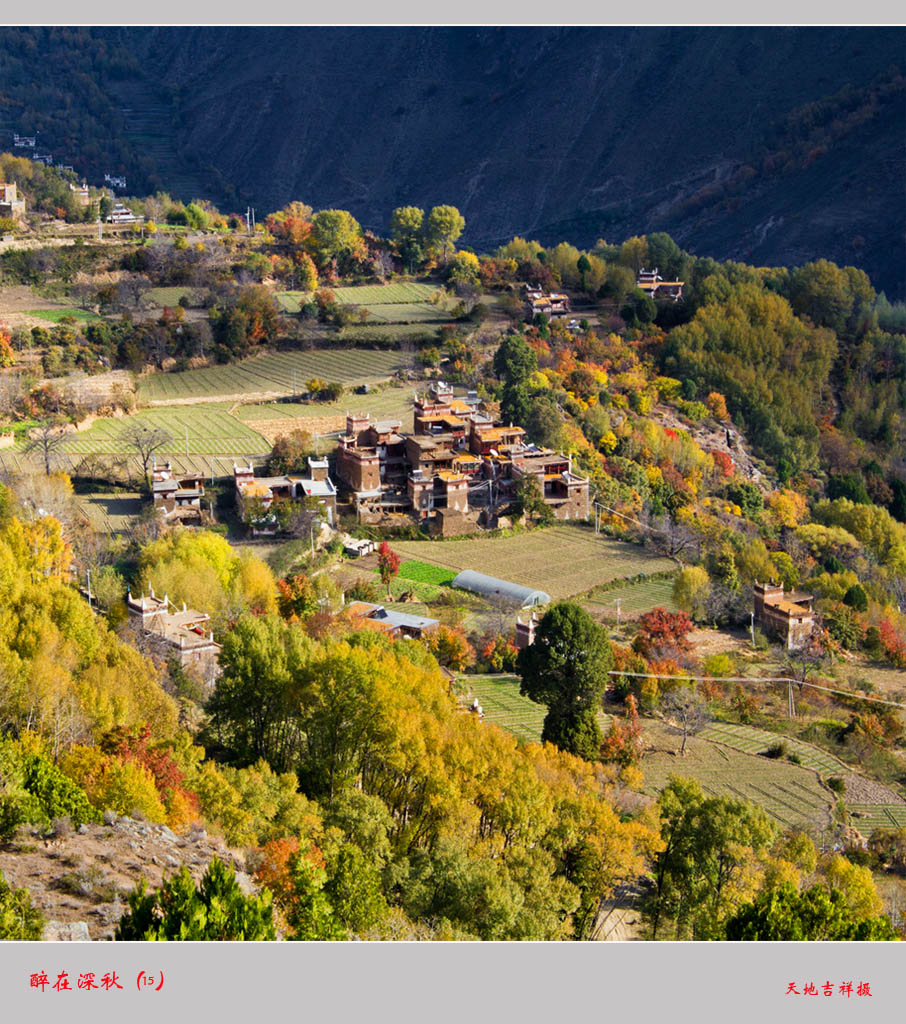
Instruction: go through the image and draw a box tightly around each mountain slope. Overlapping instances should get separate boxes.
[0,27,903,295]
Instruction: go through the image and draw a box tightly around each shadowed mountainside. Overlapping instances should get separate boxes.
[0,26,903,295]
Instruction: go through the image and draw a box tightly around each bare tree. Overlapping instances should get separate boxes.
[25,419,69,475]
[372,251,394,282]
[122,422,173,488]
[661,688,710,756]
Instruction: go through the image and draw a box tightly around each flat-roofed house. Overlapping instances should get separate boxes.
[234,457,336,535]
[126,587,221,687]
[753,582,814,650]
[151,460,205,524]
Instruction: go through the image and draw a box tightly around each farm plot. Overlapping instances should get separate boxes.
[277,282,440,313]
[26,307,101,323]
[332,283,440,305]
[138,349,406,403]
[461,675,610,746]
[700,721,849,777]
[584,576,678,620]
[397,560,457,586]
[56,408,271,457]
[390,526,677,601]
[640,723,834,830]
[358,303,448,324]
[847,805,906,830]
[77,492,144,533]
[236,386,417,444]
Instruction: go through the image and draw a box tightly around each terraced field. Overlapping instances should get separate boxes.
[277,282,440,313]
[640,721,834,830]
[847,805,906,830]
[56,408,270,456]
[583,576,678,620]
[138,349,406,403]
[462,674,610,746]
[392,527,676,601]
[235,385,416,426]
[700,721,850,777]
[359,302,448,323]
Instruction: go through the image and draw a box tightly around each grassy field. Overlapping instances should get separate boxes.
[461,674,611,745]
[640,720,834,830]
[55,408,271,456]
[138,349,406,403]
[390,526,677,601]
[26,308,101,323]
[583,576,678,620]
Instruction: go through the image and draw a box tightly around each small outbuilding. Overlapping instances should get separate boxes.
[451,570,550,608]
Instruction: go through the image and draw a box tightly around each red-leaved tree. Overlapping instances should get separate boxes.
[377,542,401,598]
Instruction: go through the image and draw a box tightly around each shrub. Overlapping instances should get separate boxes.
[0,869,44,939]
[115,858,276,940]
[764,742,787,759]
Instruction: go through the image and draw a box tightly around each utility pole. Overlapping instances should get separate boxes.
[615,598,622,626]
[246,207,251,235]
[750,611,756,648]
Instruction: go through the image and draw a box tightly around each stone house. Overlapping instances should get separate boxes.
[126,588,221,687]
[233,457,337,535]
[753,582,815,650]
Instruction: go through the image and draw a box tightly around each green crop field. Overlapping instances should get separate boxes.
[584,576,678,619]
[55,408,271,456]
[461,674,611,746]
[700,721,849,777]
[390,526,677,601]
[359,302,449,323]
[847,805,906,830]
[138,349,406,403]
[397,560,457,586]
[332,283,440,305]
[641,722,834,830]
[145,287,195,306]
[26,308,101,323]
[277,282,440,312]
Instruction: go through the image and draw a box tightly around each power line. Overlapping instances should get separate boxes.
[607,670,906,712]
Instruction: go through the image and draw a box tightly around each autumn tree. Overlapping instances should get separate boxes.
[390,206,425,273]
[425,205,465,264]
[645,776,776,939]
[205,614,312,773]
[266,429,312,475]
[517,602,613,760]
[377,542,401,597]
[725,882,896,940]
[0,869,44,939]
[310,209,363,270]
[633,608,695,659]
